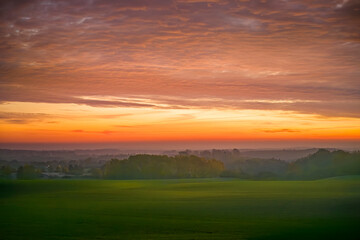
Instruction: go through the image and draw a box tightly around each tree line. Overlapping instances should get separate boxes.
[100,154,224,179]
[1,149,359,180]
[222,149,360,180]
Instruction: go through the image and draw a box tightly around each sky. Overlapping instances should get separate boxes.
[0,0,359,150]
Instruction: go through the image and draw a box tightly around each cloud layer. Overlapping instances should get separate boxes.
[0,0,359,144]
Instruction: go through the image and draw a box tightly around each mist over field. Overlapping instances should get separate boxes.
[1,147,359,180]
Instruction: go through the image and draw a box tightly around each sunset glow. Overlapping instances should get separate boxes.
[0,0,359,149]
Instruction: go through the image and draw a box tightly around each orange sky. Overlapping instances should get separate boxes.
[0,0,359,149]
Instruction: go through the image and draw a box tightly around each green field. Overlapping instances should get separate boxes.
[1,178,359,240]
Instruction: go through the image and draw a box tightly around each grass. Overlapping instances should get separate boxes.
[0,177,359,239]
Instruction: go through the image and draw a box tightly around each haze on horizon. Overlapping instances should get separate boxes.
[0,0,359,150]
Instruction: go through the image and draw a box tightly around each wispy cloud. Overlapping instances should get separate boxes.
[0,112,51,124]
[262,129,301,133]
[71,129,116,135]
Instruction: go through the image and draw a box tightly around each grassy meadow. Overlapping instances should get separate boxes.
[1,177,359,240]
